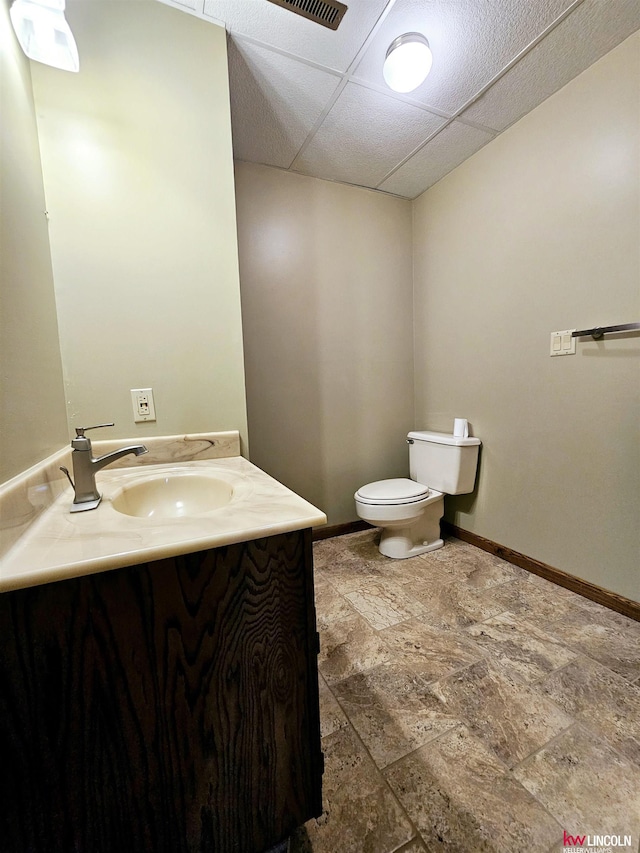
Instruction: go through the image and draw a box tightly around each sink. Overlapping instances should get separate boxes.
[111,471,234,519]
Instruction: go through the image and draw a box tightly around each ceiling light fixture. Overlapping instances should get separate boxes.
[10,0,79,73]
[383,32,432,94]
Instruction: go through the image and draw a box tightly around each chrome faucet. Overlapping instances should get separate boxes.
[60,423,148,512]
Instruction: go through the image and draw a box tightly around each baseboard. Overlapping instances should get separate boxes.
[312,520,373,541]
[443,522,639,623]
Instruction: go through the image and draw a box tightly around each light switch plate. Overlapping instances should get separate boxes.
[550,330,576,356]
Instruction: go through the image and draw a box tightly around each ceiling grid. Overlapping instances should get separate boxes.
[161,0,640,198]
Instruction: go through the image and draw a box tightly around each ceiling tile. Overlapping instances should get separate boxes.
[228,38,342,168]
[293,82,447,188]
[379,121,495,198]
[203,0,390,73]
[351,0,578,115]
[462,0,640,132]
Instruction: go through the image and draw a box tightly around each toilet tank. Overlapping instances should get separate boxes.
[408,430,481,495]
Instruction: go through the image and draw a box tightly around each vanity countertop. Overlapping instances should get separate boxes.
[0,455,327,593]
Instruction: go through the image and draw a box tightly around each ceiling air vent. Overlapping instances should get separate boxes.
[266,0,348,31]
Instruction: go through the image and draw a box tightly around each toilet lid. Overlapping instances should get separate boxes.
[356,478,430,505]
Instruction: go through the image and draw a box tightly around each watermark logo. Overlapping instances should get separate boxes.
[563,830,634,852]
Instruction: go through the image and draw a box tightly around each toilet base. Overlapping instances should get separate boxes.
[379,533,444,559]
[377,495,444,559]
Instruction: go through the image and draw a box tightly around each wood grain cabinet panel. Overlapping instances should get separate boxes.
[0,529,322,853]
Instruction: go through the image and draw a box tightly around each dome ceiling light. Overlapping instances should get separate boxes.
[383,32,432,94]
[10,0,79,72]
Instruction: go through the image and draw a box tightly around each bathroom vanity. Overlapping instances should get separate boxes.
[0,432,327,853]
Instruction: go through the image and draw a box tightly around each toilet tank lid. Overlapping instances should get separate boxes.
[408,430,481,447]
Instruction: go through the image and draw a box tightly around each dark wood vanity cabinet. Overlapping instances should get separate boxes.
[0,529,323,853]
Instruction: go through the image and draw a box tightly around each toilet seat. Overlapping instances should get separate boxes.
[355,478,430,505]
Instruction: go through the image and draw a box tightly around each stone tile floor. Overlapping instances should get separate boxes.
[290,530,640,853]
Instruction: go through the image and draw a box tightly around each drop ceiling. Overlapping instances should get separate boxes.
[159,0,640,199]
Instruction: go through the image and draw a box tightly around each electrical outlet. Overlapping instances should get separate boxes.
[131,388,156,422]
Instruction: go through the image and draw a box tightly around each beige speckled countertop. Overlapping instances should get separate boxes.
[0,432,326,593]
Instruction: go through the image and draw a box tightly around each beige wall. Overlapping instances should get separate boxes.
[30,0,248,450]
[413,33,639,601]
[235,163,414,524]
[0,2,68,482]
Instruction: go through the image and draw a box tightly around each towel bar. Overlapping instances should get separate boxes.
[571,322,640,340]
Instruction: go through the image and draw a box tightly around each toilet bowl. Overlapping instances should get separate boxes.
[355,478,444,558]
[355,430,481,560]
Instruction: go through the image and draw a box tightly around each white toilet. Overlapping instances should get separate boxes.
[354,430,481,559]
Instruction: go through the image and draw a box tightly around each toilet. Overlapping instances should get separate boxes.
[354,430,481,559]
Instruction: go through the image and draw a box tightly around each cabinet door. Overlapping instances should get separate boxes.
[0,529,322,853]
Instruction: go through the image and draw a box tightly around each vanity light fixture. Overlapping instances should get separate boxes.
[10,0,79,72]
[383,32,432,93]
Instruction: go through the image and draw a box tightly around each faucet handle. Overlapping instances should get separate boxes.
[75,423,115,438]
[72,423,115,451]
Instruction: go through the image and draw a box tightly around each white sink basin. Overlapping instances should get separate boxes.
[111,471,234,519]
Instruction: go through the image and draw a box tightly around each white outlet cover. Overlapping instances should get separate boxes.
[131,387,156,422]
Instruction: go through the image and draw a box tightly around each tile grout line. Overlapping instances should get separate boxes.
[534,626,640,685]
[319,682,427,853]
[505,722,586,835]
[375,716,568,846]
